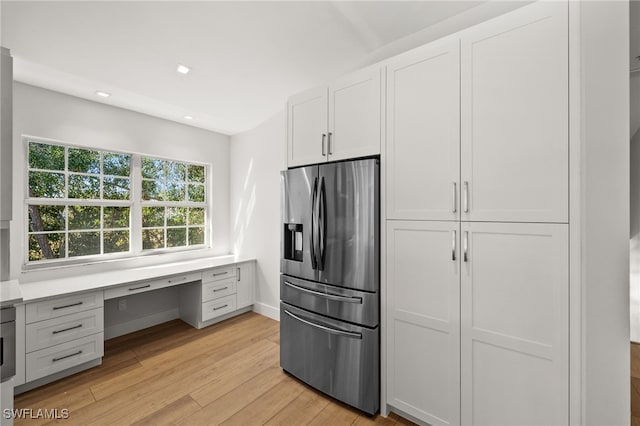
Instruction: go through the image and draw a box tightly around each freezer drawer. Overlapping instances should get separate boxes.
[280,274,378,328]
[280,302,379,415]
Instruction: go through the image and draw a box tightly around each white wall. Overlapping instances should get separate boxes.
[11,82,231,284]
[229,110,285,320]
[578,1,630,424]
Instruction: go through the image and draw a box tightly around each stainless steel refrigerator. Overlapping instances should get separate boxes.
[280,158,379,415]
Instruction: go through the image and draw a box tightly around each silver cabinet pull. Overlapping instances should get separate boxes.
[237,268,240,282]
[52,350,82,362]
[212,271,228,277]
[284,281,362,304]
[213,304,228,311]
[452,230,457,261]
[321,134,327,156]
[463,181,469,213]
[213,287,229,292]
[52,302,83,311]
[328,132,333,155]
[452,182,457,213]
[463,231,469,262]
[129,284,151,291]
[283,310,362,339]
[52,324,83,335]
[168,277,187,284]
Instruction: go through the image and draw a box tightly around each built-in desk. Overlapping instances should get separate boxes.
[13,256,255,393]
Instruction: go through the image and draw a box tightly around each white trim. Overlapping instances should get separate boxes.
[104,307,180,339]
[252,302,280,321]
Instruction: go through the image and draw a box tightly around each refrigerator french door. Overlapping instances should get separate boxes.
[280,158,380,415]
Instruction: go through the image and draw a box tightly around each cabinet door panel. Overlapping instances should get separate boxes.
[386,220,459,426]
[386,39,460,221]
[461,1,568,222]
[460,222,568,426]
[328,66,381,161]
[236,261,254,309]
[287,87,328,167]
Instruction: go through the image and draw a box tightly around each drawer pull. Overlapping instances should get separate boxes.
[213,304,228,311]
[168,277,187,284]
[52,350,83,362]
[52,302,83,311]
[212,272,228,277]
[129,284,151,291]
[52,324,83,335]
[213,287,229,292]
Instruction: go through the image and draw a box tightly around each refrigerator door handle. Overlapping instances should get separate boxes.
[310,177,318,270]
[318,177,327,270]
[283,309,362,339]
[284,281,363,304]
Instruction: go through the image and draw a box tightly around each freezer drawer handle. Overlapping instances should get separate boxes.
[52,324,83,335]
[284,281,362,304]
[52,350,82,363]
[52,302,83,311]
[283,310,362,339]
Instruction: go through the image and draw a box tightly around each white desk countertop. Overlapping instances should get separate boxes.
[0,280,23,306]
[18,255,255,303]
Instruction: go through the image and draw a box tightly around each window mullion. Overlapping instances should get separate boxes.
[131,154,143,255]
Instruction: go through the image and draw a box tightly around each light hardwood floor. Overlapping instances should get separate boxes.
[14,312,414,426]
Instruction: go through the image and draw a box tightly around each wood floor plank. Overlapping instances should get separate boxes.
[15,387,95,426]
[308,400,360,426]
[131,395,202,426]
[264,387,330,426]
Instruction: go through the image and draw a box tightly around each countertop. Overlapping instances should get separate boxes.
[18,255,255,303]
[0,280,23,306]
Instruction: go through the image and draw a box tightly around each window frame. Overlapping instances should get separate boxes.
[23,136,211,269]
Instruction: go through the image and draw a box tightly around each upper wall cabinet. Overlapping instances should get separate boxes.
[0,47,13,225]
[460,1,568,223]
[287,66,381,168]
[386,39,460,221]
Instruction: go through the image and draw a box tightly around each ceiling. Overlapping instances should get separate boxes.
[1,1,496,135]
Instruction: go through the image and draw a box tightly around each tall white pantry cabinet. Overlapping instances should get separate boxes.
[385,2,569,426]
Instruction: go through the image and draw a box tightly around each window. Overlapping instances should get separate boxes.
[26,139,208,265]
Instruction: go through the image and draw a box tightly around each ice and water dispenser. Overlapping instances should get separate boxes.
[284,223,303,262]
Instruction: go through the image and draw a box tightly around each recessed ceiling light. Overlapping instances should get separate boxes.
[95,91,111,98]
[184,115,193,120]
[177,64,191,75]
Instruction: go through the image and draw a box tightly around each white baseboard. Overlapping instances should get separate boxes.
[104,308,180,339]
[252,302,280,321]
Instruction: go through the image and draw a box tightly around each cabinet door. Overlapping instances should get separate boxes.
[460,222,568,425]
[0,48,13,223]
[386,39,460,221]
[287,87,328,167]
[236,262,254,309]
[460,1,568,223]
[328,66,381,162]
[386,220,460,426]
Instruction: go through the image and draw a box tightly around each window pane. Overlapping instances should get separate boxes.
[188,184,205,202]
[69,174,100,199]
[103,177,130,200]
[29,233,65,261]
[104,207,130,229]
[142,228,164,250]
[142,158,165,180]
[29,142,64,171]
[104,230,129,254]
[188,208,204,226]
[68,148,100,174]
[68,205,100,230]
[142,180,164,201]
[103,153,131,177]
[167,207,187,226]
[69,231,100,257]
[29,171,65,198]
[28,205,65,232]
[142,207,164,227]
[166,161,186,182]
[187,165,205,183]
[188,227,205,245]
[165,182,185,202]
[167,228,186,248]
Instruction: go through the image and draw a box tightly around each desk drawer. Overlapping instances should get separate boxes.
[25,332,104,382]
[202,279,236,303]
[26,292,103,324]
[202,266,236,284]
[202,295,236,322]
[104,272,201,300]
[26,308,104,353]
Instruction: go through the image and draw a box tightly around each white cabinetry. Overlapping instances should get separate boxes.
[0,47,13,225]
[287,66,381,167]
[235,261,254,309]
